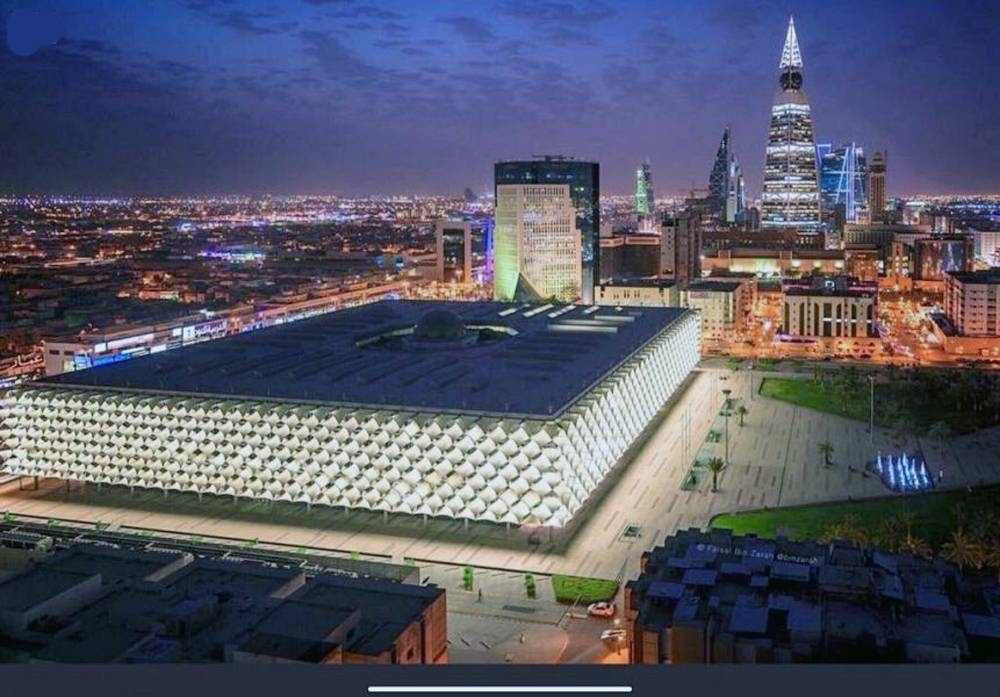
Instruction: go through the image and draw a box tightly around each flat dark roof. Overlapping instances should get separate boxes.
[686,281,743,293]
[40,300,690,418]
[947,269,1000,284]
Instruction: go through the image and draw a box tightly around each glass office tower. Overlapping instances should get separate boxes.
[818,142,868,224]
[495,156,600,304]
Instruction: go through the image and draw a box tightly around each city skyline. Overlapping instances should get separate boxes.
[0,0,998,197]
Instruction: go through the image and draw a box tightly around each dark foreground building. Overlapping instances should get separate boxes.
[626,529,1000,663]
[0,536,447,664]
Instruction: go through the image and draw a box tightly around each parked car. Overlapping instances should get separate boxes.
[601,629,626,645]
[587,601,616,618]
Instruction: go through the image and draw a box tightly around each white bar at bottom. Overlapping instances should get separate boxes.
[368,688,632,694]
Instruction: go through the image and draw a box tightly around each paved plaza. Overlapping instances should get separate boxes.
[3,367,1000,585]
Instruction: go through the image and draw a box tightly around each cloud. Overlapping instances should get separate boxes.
[500,0,614,46]
[298,29,379,83]
[500,0,615,26]
[185,1,298,36]
[436,16,497,44]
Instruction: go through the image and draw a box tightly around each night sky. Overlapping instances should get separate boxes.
[1,0,998,198]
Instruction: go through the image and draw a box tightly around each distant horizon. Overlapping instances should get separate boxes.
[3,189,1000,201]
[1,0,998,197]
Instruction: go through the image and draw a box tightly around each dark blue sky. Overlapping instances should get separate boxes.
[1,0,997,197]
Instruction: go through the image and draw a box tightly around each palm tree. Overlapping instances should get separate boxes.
[736,404,748,427]
[875,516,905,552]
[820,515,868,545]
[818,440,834,468]
[706,457,726,493]
[901,529,933,559]
[927,421,952,452]
[940,528,984,572]
[983,540,1000,585]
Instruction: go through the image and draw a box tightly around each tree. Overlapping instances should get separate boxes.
[901,532,933,559]
[818,440,834,468]
[820,515,868,545]
[706,457,726,493]
[940,529,984,572]
[736,404,748,427]
[983,540,1000,585]
[875,516,905,552]
[927,421,953,452]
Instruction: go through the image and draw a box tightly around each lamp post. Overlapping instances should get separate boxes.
[722,388,732,467]
[867,374,876,444]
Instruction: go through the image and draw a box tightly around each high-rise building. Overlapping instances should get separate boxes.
[818,142,868,224]
[660,212,702,286]
[635,160,654,219]
[495,157,600,303]
[707,128,746,224]
[868,151,887,220]
[435,220,472,283]
[493,184,581,302]
[761,17,821,230]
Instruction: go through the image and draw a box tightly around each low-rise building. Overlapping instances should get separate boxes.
[0,539,447,664]
[781,276,877,340]
[626,529,1000,664]
[933,269,1000,355]
[595,278,679,308]
[681,278,754,345]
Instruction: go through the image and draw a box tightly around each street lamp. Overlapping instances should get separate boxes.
[722,388,732,467]
[867,374,876,444]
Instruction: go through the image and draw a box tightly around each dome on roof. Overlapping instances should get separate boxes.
[412,309,466,341]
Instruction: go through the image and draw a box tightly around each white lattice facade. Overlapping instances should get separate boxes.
[0,314,699,527]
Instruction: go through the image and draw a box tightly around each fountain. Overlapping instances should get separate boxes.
[869,452,933,493]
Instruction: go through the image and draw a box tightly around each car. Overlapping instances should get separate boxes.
[588,601,616,618]
[601,629,626,645]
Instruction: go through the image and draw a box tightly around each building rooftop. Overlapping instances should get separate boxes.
[686,280,744,293]
[0,567,96,612]
[39,300,689,418]
[947,269,1000,284]
[627,529,999,663]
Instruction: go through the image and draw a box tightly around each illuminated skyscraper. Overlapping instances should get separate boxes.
[493,184,581,302]
[762,17,821,230]
[818,142,868,224]
[868,151,887,220]
[635,160,654,218]
[707,128,746,224]
[495,157,599,303]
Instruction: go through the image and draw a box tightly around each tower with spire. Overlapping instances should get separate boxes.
[708,128,747,225]
[761,17,821,230]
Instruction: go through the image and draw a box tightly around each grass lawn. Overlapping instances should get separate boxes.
[758,377,964,431]
[551,575,619,604]
[760,377,870,422]
[710,485,1000,549]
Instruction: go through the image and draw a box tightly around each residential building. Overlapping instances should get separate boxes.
[626,529,1000,663]
[681,278,755,344]
[944,269,1000,337]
